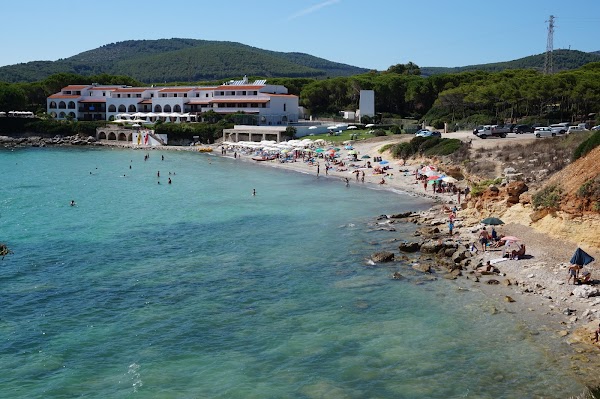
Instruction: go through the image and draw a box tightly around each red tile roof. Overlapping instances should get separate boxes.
[49,94,80,99]
[112,87,150,93]
[138,99,153,104]
[89,87,122,91]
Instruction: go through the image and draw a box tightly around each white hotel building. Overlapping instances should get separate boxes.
[46,77,299,126]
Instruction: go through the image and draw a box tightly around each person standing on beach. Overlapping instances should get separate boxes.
[448,220,454,236]
[568,264,581,285]
[361,171,365,183]
[317,164,320,177]
[479,227,490,252]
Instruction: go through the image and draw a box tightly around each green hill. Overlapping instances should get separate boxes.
[0,38,369,83]
[421,49,600,76]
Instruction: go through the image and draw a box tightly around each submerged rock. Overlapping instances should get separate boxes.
[371,251,394,263]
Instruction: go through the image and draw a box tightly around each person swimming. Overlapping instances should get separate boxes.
[70,200,76,206]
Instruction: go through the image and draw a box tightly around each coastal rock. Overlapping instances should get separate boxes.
[389,212,413,219]
[412,263,432,273]
[392,272,403,280]
[371,251,395,263]
[452,249,470,264]
[420,240,443,254]
[398,242,420,253]
[572,286,600,299]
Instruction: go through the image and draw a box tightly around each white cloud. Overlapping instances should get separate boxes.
[287,0,342,21]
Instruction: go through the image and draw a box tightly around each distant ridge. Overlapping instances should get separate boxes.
[0,38,369,83]
[421,49,600,76]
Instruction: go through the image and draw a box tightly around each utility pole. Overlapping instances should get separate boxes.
[544,15,555,75]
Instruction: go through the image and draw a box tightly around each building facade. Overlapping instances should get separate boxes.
[47,77,299,126]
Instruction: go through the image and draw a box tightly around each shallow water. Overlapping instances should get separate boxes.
[0,147,583,398]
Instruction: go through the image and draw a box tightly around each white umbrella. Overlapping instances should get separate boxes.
[442,176,458,183]
[327,126,337,130]
[308,126,318,130]
[365,123,375,128]
[132,124,141,128]
[347,126,357,129]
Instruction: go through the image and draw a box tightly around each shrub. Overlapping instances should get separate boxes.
[379,144,393,153]
[470,178,503,197]
[573,131,600,161]
[532,185,563,210]
[389,125,401,134]
[372,129,387,137]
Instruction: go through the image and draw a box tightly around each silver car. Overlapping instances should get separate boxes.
[534,127,556,138]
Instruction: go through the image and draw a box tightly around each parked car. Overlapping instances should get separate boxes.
[566,126,588,134]
[591,125,600,131]
[550,123,568,134]
[534,127,556,138]
[415,129,430,135]
[505,123,517,132]
[514,124,533,134]
[474,125,509,138]
[416,130,442,138]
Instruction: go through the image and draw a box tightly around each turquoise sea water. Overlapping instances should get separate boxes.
[0,147,583,398]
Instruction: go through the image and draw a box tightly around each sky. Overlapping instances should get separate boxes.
[1,0,599,71]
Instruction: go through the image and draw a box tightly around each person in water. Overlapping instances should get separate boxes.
[70,200,76,206]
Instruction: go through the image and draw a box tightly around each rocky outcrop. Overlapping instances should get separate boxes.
[371,251,395,263]
[398,241,420,252]
[0,134,98,148]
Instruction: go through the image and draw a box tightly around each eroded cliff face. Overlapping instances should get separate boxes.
[462,146,600,250]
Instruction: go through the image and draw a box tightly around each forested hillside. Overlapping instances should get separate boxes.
[421,50,600,76]
[0,39,369,83]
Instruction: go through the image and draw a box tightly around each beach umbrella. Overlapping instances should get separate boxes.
[347,126,357,129]
[500,236,521,242]
[570,248,595,266]
[379,160,389,165]
[315,148,325,153]
[333,147,341,151]
[308,126,318,130]
[365,123,375,128]
[481,217,505,225]
[361,155,371,159]
[344,145,353,150]
[427,175,441,180]
[442,176,458,183]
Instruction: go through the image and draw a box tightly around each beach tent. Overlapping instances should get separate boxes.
[570,248,595,266]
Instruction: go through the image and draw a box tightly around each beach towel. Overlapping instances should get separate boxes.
[570,248,595,266]
[490,258,508,265]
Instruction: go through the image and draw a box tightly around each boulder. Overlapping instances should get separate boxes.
[371,251,395,263]
[412,263,432,273]
[392,272,403,280]
[389,212,413,219]
[452,249,469,264]
[420,240,443,254]
[572,285,600,299]
[398,242,420,253]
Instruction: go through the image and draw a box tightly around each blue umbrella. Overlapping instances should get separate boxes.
[570,248,595,266]
[379,160,389,165]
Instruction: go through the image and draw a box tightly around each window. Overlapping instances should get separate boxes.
[283,104,286,112]
[108,104,116,112]
[117,94,121,98]
[136,94,141,98]
[118,105,126,112]
[196,93,200,97]
[127,94,131,98]
[151,94,154,98]
[173,94,177,98]
[183,94,187,97]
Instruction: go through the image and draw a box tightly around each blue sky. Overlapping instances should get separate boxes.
[1,0,599,71]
